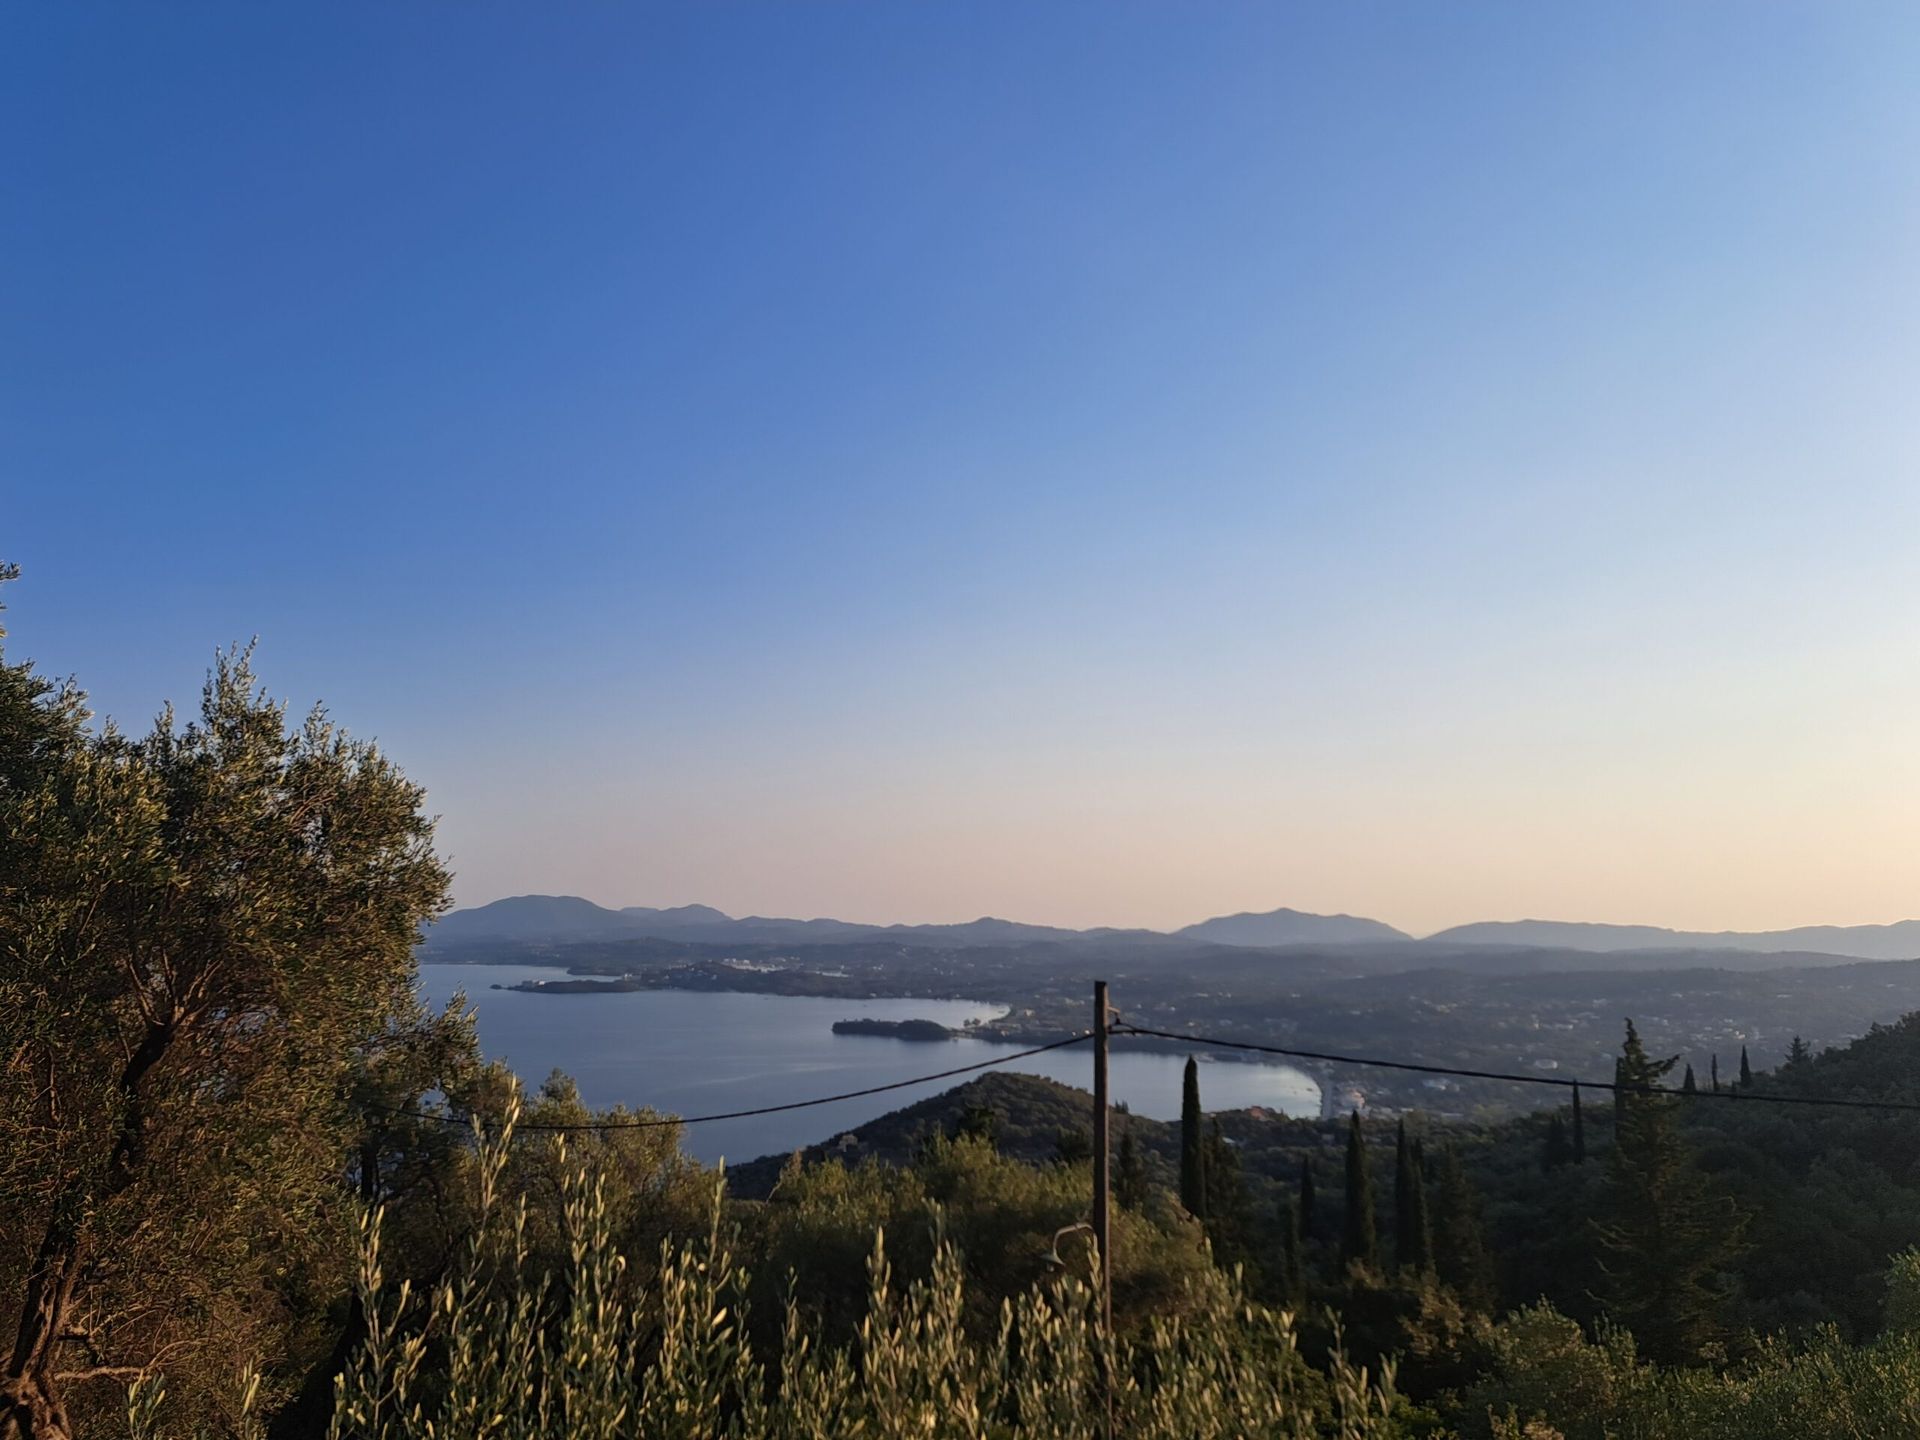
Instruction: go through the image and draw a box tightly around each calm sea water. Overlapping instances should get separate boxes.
[418,964,1322,1165]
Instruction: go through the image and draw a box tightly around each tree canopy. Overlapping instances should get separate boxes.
[0,584,452,1440]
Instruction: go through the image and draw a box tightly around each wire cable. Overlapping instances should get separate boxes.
[1112,1023,1920,1114]
[378,1030,1095,1132]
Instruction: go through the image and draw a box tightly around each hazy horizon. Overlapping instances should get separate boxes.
[10,4,1919,939]
[451,889,1920,943]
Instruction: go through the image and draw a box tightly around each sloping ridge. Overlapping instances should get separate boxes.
[1426,918,1920,961]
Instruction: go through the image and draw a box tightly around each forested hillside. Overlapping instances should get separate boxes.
[738,1017,1920,1349]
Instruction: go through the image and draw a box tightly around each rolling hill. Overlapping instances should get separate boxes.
[1176,907,1410,947]
[1425,918,1920,961]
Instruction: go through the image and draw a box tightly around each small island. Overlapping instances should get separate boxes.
[507,975,645,994]
[831,1017,958,1042]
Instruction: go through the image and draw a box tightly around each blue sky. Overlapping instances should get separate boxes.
[6,3,1920,933]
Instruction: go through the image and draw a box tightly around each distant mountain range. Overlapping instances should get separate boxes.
[427,896,1397,950]
[426,896,1920,961]
[1424,918,1920,962]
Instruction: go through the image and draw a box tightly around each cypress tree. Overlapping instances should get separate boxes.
[1429,1145,1495,1308]
[1594,1019,1744,1365]
[1394,1121,1413,1264]
[1278,1194,1304,1303]
[1572,1083,1586,1163]
[1342,1111,1377,1269]
[1179,1056,1207,1220]
[1299,1156,1317,1240]
[1204,1118,1249,1261]
[1541,1113,1572,1171]
[1682,1062,1697,1094]
[1739,1045,1753,1089]
[1710,1053,1720,1093]
[1401,1133,1432,1272]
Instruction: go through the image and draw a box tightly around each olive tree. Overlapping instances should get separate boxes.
[0,574,451,1440]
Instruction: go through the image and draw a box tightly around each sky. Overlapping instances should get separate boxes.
[5,4,1920,937]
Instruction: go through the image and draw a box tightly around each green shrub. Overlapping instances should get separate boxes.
[1461,1290,1920,1439]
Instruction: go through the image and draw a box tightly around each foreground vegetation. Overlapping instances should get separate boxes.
[315,1110,1406,1440]
[14,581,1920,1439]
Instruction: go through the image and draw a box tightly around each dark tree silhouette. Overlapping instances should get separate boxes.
[1179,1056,1207,1221]
[1203,1118,1249,1262]
[1342,1112,1377,1268]
[1396,1123,1432,1272]
[1277,1194,1304,1303]
[1429,1145,1495,1308]
[1541,1114,1573,1171]
[1594,1019,1745,1365]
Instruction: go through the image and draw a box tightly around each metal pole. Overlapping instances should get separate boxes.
[1092,979,1112,1332]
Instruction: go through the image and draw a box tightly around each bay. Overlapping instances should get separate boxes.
[419,963,1323,1165]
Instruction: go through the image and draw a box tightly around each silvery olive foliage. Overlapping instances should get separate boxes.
[302,1098,1407,1440]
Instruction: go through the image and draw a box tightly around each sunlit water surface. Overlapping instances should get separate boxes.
[419,964,1322,1165]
